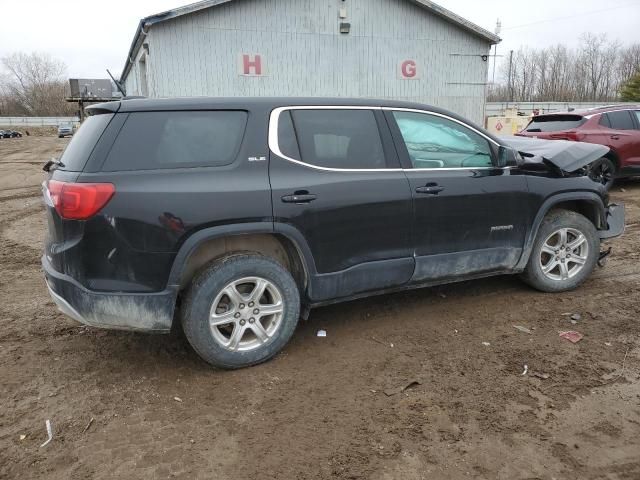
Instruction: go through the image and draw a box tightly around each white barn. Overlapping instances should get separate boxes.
[120,0,499,123]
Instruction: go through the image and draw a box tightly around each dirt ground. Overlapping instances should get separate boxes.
[1,136,639,480]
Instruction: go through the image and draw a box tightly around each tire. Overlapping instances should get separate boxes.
[588,157,616,190]
[521,210,600,293]
[181,254,300,369]
[58,135,63,138]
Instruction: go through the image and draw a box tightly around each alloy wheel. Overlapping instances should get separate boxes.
[589,160,614,189]
[538,228,589,281]
[209,277,284,351]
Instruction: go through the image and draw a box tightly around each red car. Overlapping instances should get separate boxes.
[516,105,640,189]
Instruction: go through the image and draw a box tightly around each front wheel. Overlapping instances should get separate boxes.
[181,254,300,369]
[588,157,616,190]
[521,210,600,292]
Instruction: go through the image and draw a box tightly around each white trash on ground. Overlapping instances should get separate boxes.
[40,419,52,448]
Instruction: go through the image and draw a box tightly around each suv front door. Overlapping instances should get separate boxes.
[385,109,530,282]
[269,107,414,301]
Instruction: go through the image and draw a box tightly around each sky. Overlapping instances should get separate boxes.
[0,0,638,80]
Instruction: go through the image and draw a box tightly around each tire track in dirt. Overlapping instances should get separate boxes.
[0,161,45,166]
[0,191,42,203]
[0,205,43,234]
[1,185,42,193]
[0,238,40,270]
[591,264,640,279]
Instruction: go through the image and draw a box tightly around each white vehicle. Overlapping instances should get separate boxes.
[57,123,74,138]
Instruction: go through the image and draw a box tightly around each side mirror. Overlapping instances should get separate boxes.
[498,145,524,168]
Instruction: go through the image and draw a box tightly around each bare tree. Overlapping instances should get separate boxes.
[546,45,574,101]
[0,52,75,116]
[505,48,539,102]
[617,44,640,88]
[576,33,620,101]
[491,34,639,103]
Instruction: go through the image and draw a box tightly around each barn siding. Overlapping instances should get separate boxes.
[130,0,491,122]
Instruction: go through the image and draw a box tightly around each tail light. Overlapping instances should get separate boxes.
[47,180,115,220]
[550,131,585,141]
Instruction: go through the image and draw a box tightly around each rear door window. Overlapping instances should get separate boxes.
[524,115,586,132]
[102,111,247,171]
[58,113,113,171]
[287,109,387,169]
[598,114,611,128]
[605,111,635,130]
[277,110,301,160]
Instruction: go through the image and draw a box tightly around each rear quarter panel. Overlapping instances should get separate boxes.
[68,108,273,292]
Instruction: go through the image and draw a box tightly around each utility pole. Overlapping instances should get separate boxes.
[507,50,514,105]
[491,19,501,85]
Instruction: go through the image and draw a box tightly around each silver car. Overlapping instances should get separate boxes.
[57,123,74,138]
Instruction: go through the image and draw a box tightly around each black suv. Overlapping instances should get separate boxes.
[42,98,624,368]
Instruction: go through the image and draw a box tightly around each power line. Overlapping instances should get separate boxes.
[503,1,639,30]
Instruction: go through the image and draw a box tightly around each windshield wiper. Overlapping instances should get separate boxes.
[43,158,65,172]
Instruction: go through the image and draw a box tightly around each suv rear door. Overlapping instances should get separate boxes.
[597,110,640,173]
[268,106,414,302]
[385,109,530,282]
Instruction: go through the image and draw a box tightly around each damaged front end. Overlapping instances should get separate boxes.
[500,136,625,244]
[501,136,610,179]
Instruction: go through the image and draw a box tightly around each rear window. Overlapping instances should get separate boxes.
[605,110,635,130]
[102,111,247,171]
[288,109,386,169]
[525,115,586,132]
[59,114,113,171]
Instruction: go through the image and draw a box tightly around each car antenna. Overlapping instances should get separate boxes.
[106,69,127,97]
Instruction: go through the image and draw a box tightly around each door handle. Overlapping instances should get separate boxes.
[281,193,317,204]
[415,185,444,195]
[610,135,620,140]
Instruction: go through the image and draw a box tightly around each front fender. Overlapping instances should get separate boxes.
[515,191,607,270]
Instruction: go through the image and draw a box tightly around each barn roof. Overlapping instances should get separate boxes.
[121,0,500,83]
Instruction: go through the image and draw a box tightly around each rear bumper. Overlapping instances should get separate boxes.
[43,255,176,332]
[600,203,625,239]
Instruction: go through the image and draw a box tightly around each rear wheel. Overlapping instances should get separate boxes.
[588,157,616,190]
[521,210,600,292]
[181,254,300,369]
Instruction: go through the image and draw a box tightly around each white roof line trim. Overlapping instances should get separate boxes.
[268,106,501,173]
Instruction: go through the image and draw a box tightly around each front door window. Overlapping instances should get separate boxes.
[392,111,493,169]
